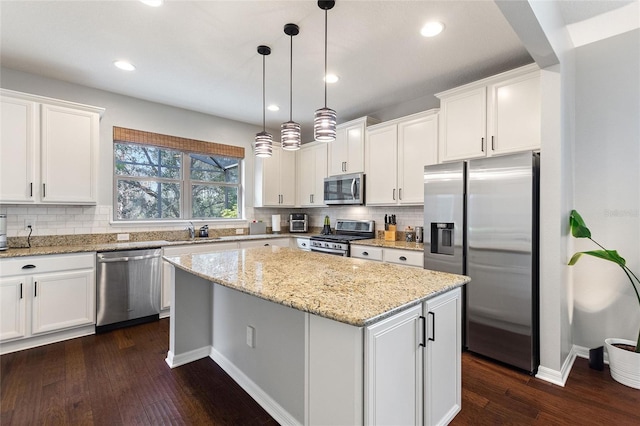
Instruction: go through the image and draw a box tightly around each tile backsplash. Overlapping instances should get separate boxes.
[1,203,425,239]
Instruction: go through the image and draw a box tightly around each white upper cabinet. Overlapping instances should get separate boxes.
[365,110,438,205]
[437,64,540,163]
[296,141,327,207]
[254,143,296,207]
[328,117,379,176]
[0,89,103,204]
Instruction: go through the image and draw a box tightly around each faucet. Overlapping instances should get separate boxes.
[187,222,195,239]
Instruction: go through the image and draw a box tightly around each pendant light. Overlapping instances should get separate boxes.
[281,23,301,151]
[314,0,337,142]
[255,45,273,158]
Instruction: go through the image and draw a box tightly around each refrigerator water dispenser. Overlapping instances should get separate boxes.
[430,222,454,255]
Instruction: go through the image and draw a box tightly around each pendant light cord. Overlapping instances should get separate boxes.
[289,33,293,122]
[323,8,328,108]
[262,54,266,132]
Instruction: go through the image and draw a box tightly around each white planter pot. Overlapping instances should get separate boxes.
[604,338,640,390]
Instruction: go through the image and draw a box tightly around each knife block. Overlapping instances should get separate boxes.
[385,225,396,241]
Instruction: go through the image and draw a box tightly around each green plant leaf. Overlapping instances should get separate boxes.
[568,249,626,267]
[569,210,591,239]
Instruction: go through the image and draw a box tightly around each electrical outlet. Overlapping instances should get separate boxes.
[24,217,36,230]
[236,228,244,235]
[246,325,255,348]
[117,233,130,241]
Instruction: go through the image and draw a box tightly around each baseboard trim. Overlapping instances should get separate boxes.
[0,324,95,355]
[573,344,610,364]
[535,346,578,387]
[165,346,211,368]
[210,347,301,426]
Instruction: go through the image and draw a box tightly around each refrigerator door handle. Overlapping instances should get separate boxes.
[428,311,435,342]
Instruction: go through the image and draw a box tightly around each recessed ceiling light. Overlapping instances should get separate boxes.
[267,104,280,112]
[114,60,136,71]
[140,0,163,6]
[420,21,444,37]
[324,74,339,84]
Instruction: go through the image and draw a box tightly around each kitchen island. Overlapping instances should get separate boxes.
[163,246,469,426]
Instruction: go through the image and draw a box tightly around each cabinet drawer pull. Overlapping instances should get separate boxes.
[362,251,369,256]
[264,243,270,246]
[21,264,36,269]
[399,256,407,261]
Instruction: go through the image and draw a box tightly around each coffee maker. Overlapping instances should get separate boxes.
[0,214,7,251]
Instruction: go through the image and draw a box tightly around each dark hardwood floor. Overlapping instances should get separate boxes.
[2,318,639,425]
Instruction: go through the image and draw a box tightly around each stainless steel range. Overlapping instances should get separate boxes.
[310,219,375,256]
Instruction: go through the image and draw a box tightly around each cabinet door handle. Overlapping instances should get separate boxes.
[362,251,369,256]
[20,283,23,299]
[34,281,38,297]
[392,189,396,200]
[42,183,46,197]
[343,161,347,172]
[30,182,33,197]
[428,311,435,342]
[399,256,407,261]
[491,136,495,151]
[481,137,485,152]
[21,264,36,269]
[399,188,402,200]
[419,315,426,347]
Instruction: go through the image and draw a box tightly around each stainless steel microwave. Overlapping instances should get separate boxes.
[323,173,365,205]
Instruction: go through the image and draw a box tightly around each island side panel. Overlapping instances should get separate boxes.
[166,266,213,367]
[307,314,364,426]
[211,283,306,425]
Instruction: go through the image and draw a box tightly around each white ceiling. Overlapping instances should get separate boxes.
[0,1,630,142]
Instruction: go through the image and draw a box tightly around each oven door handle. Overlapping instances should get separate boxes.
[311,247,347,256]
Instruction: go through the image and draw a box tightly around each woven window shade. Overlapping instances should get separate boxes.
[113,126,245,159]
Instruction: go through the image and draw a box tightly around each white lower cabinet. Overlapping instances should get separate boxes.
[0,277,27,341]
[0,253,96,354]
[365,287,461,426]
[351,245,423,267]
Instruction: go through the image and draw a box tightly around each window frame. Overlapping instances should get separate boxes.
[112,141,243,222]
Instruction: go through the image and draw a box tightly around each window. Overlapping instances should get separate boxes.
[113,127,244,221]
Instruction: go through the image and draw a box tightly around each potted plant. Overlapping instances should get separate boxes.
[568,209,640,389]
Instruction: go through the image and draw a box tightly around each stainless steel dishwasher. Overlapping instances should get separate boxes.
[96,248,161,333]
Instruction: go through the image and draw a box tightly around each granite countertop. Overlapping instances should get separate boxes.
[353,239,424,251]
[0,233,308,259]
[164,246,469,327]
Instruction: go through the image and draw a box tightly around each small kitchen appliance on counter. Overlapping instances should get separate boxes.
[310,219,375,256]
[0,214,7,250]
[289,213,308,233]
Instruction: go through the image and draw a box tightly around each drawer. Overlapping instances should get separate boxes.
[0,252,96,277]
[351,245,383,261]
[383,249,423,267]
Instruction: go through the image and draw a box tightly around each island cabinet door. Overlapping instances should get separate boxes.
[423,287,462,426]
[365,304,423,426]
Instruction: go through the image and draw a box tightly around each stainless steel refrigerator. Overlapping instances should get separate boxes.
[424,151,539,374]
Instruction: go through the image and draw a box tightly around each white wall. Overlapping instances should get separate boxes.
[1,67,269,236]
[572,29,640,348]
